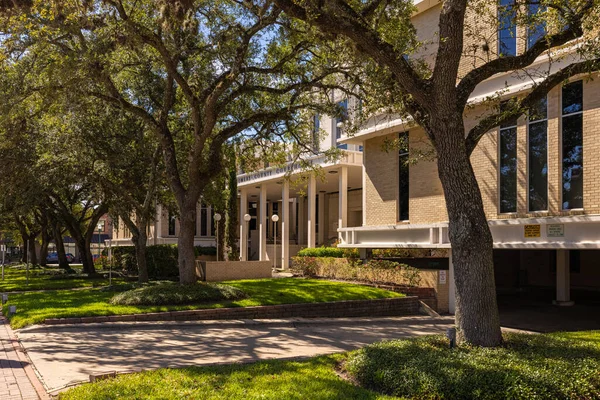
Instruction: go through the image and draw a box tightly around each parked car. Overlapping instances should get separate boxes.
[46,252,75,263]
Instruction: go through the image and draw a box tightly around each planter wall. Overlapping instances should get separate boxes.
[196,260,272,281]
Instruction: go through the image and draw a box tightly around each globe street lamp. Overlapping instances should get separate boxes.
[213,213,222,261]
[271,214,279,270]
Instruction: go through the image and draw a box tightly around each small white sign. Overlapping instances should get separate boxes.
[439,270,447,285]
[0,245,4,251]
[547,224,565,237]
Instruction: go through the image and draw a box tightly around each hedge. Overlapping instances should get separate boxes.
[110,245,217,279]
[296,247,359,259]
[291,256,422,286]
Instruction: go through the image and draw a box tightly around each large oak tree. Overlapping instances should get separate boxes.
[273,0,600,346]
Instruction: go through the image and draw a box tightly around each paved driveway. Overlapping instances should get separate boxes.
[16,316,453,394]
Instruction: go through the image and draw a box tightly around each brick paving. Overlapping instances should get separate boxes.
[0,318,40,400]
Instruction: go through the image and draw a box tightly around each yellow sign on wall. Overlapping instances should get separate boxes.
[524,224,541,238]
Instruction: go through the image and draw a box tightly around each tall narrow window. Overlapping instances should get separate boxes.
[336,99,348,149]
[312,114,320,151]
[499,102,518,213]
[527,2,546,49]
[168,213,176,236]
[200,203,208,236]
[562,81,584,210]
[498,0,516,57]
[528,97,548,211]
[398,132,409,221]
[210,208,216,237]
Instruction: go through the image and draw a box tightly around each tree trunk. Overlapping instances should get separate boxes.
[52,223,70,270]
[178,199,198,285]
[133,220,149,283]
[226,160,239,260]
[78,238,96,275]
[433,118,502,347]
[39,230,50,267]
[20,234,27,263]
[27,236,38,265]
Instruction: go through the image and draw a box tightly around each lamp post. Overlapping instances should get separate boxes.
[243,213,251,261]
[214,213,222,261]
[271,214,279,270]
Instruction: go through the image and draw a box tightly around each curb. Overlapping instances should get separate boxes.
[18,315,455,333]
[2,317,51,399]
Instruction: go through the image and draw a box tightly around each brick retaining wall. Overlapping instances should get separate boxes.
[44,296,420,325]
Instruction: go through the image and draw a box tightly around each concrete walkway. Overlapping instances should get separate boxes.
[0,318,40,400]
[16,316,453,395]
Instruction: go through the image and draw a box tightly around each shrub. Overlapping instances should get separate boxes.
[291,257,424,287]
[365,259,400,270]
[111,245,179,279]
[109,282,246,306]
[344,332,600,400]
[146,245,179,278]
[194,246,217,256]
[296,247,359,258]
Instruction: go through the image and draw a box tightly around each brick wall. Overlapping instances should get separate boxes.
[364,78,600,226]
[44,297,421,325]
[364,134,398,225]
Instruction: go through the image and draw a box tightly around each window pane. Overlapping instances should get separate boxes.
[528,121,548,211]
[335,100,348,139]
[500,127,517,213]
[498,0,516,57]
[168,214,176,236]
[500,100,518,128]
[562,81,583,115]
[211,209,216,236]
[528,3,546,49]
[200,208,208,236]
[562,113,583,209]
[312,114,320,151]
[398,132,409,221]
[529,97,547,122]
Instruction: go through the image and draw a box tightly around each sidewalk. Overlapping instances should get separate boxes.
[0,317,41,400]
[16,316,454,395]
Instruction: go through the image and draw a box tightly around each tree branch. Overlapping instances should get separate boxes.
[465,57,600,154]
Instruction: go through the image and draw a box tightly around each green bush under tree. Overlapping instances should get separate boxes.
[109,282,246,306]
[108,245,217,279]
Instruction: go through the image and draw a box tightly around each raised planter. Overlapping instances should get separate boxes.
[196,260,272,282]
[43,296,420,325]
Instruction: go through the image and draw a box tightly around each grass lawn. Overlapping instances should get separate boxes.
[0,266,126,292]
[4,278,404,329]
[58,331,600,400]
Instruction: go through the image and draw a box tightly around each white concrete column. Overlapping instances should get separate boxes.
[307,174,316,248]
[338,166,348,231]
[282,181,290,269]
[448,249,456,315]
[239,188,248,261]
[318,191,325,245]
[259,184,267,261]
[555,249,574,306]
[298,197,305,245]
[154,204,162,245]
